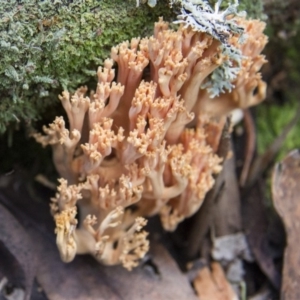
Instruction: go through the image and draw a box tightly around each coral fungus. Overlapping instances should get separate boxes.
[34,15,267,269]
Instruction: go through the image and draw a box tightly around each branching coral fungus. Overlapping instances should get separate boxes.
[34,13,267,269]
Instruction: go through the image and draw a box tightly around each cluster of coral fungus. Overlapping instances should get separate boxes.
[34,17,267,270]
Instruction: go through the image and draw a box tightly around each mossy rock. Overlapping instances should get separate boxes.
[0,0,174,133]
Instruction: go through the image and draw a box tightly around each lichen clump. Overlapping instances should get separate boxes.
[34,15,267,270]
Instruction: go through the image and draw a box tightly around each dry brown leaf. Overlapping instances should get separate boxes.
[193,262,238,300]
[242,181,281,290]
[272,149,300,299]
[0,202,37,300]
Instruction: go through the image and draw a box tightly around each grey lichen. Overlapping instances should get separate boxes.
[201,44,243,97]
[171,0,245,42]
[170,0,247,97]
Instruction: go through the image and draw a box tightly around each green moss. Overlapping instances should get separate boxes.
[210,0,264,19]
[256,98,300,161]
[235,0,264,19]
[0,0,174,133]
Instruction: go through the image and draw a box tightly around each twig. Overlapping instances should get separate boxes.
[245,103,300,187]
[239,109,256,187]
